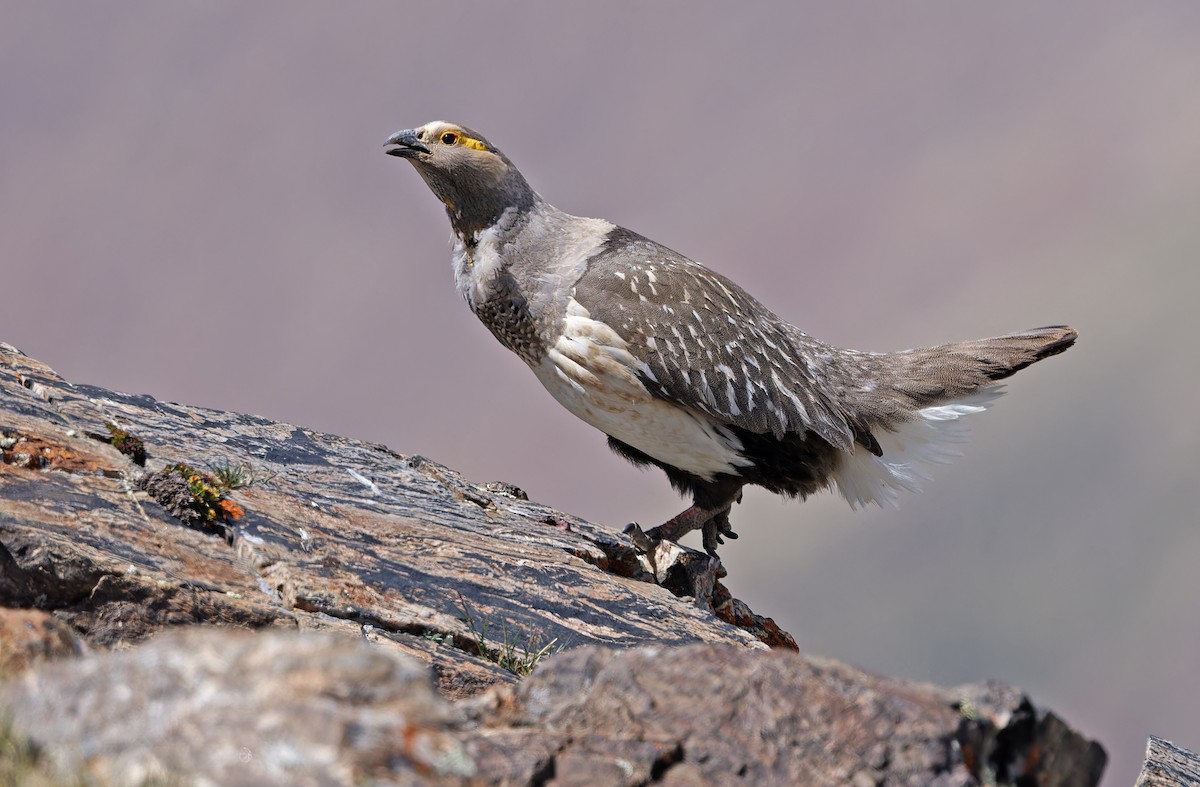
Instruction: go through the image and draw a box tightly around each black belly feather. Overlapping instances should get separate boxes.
[606,422,843,511]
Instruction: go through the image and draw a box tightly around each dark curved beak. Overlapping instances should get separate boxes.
[384,129,429,159]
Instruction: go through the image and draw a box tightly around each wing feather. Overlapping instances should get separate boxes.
[571,228,870,454]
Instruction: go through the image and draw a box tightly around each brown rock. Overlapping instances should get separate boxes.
[0,341,767,698]
[0,342,1107,785]
[479,645,1106,786]
[0,628,1105,786]
[0,608,86,676]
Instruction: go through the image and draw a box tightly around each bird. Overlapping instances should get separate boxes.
[384,120,1077,558]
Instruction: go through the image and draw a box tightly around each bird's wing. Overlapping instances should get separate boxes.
[571,228,872,453]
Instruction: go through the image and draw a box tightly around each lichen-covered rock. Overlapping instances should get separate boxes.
[1137,737,1200,787]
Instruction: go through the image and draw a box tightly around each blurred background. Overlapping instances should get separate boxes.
[3,3,1197,782]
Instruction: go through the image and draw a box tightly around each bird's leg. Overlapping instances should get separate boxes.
[624,480,744,559]
[641,504,715,545]
[622,506,711,558]
[627,489,743,557]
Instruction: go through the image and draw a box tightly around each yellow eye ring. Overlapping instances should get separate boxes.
[441,131,459,145]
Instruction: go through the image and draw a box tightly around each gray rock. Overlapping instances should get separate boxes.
[0,628,473,786]
[1138,737,1200,786]
[0,629,1106,786]
[481,645,1106,786]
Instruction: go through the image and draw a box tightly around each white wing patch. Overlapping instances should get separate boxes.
[530,298,752,479]
[834,386,1006,509]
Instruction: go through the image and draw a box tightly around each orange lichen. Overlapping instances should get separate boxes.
[217,498,244,521]
[1,433,105,474]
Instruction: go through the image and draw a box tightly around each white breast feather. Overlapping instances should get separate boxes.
[452,223,506,308]
[530,298,752,480]
[834,386,1006,509]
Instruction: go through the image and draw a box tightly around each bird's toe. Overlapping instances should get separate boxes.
[623,522,660,554]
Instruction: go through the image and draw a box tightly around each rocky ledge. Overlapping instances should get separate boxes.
[0,342,1106,785]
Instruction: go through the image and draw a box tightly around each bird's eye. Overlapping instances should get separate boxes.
[441,132,459,145]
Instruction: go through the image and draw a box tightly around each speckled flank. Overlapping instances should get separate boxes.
[531,297,752,479]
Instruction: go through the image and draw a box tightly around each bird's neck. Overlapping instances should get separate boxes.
[446,170,540,240]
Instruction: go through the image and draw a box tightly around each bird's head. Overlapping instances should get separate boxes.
[385,121,535,236]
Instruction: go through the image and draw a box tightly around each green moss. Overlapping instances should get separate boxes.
[105,424,146,466]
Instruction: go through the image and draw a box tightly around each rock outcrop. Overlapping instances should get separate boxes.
[1137,737,1200,787]
[0,342,1106,785]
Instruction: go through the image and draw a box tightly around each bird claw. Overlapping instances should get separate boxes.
[628,511,738,559]
[623,522,659,554]
[700,512,739,556]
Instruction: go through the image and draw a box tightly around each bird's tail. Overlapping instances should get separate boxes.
[883,324,1077,409]
[832,325,1076,509]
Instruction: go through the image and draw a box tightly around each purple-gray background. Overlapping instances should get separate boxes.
[4,4,1198,782]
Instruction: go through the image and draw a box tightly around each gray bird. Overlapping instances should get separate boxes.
[385,121,1077,557]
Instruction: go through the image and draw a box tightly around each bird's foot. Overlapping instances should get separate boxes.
[622,522,659,554]
[700,510,739,557]
[625,504,736,558]
[623,520,725,602]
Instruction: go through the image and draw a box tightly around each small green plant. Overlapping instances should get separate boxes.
[105,423,146,466]
[137,463,243,534]
[456,592,559,677]
[204,459,274,490]
[172,464,244,522]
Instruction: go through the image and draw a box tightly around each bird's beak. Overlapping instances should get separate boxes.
[384,129,430,159]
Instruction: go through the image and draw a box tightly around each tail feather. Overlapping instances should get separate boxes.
[885,325,1077,410]
[832,325,1076,509]
[941,324,1077,380]
[836,386,1006,509]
